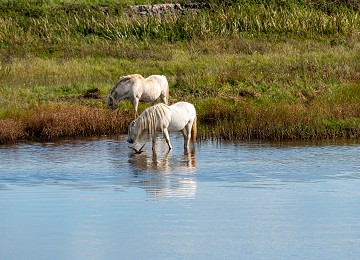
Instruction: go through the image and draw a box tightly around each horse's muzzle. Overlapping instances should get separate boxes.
[107,104,117,110]
[106,95,117,110]
[127,138,134,143]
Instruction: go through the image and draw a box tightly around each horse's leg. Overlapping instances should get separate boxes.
[163,128,172,150]
[180,129,188,149]
[132,98,139,119]
[182,123,192,149]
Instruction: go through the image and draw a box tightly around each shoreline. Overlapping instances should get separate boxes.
[0,102,359,145]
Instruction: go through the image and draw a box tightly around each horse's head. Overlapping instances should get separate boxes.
[127,120,138,143]
[107,76,132,109]
[106,94,117,109]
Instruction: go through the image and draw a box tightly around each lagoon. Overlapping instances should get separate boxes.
[1,135,360,259]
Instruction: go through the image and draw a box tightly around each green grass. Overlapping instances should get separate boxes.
[0,0,359,143]
[1,0,359,57]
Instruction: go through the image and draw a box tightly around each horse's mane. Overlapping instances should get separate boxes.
[110,74,142,94]
[136,103,170,136]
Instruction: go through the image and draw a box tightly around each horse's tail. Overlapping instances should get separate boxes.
[191,115,197,144]
[166,84,170,105]
[162,75,170,105]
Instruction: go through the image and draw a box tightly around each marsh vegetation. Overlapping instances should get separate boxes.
[0,0,359,143]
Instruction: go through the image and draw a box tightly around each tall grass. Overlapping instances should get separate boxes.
[1,0,359,58]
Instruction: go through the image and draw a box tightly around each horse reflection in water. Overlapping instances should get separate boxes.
[128,142,197,198]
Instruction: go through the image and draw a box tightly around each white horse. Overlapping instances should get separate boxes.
[127,102,197,151]
[107,74,169,116]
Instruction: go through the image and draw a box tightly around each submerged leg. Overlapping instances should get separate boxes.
[180,129,188,149]
[182,124,192,149]
[163,128,172,150]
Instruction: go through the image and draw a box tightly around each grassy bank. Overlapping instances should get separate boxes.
[0,0,359,143]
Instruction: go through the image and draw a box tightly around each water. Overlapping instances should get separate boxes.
[1,135,360,260]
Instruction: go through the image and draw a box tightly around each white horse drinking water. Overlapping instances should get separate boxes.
[107,74,169,116]
[127,102,197,151]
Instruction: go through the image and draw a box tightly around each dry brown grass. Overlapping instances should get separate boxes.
[0,104,132,144]
[197,100,360,141]
[0,119,26,143]
[1,99,359,144]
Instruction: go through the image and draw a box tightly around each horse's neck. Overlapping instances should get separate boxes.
[137,114,152,136]
[140,105,169,135]
[113,85,128,100]
[114,77,139,99]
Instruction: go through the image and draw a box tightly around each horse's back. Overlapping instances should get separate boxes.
[145,75,168,89]
[171,102,196,115]
[138,75,168,101]
[114,74,164,91]
[146,74,166,82]
[168,102,196,131]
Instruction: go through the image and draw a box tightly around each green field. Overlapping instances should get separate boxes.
[0,0,359,143]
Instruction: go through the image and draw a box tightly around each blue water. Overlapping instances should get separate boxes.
[1,135,360,259]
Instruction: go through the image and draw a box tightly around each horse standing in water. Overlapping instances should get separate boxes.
[127,102,197,151]
[107,74,169,117]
